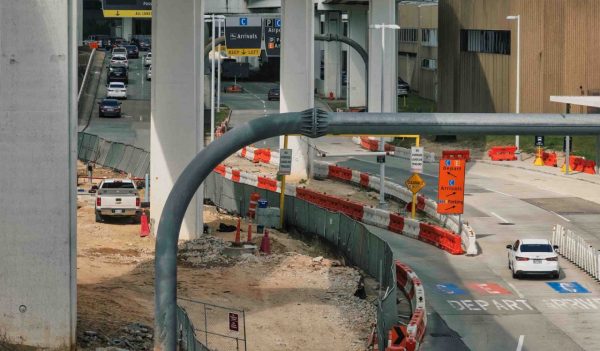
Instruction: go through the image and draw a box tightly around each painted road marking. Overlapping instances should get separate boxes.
[481,187,514,197]
[547,282,590,294]
[516,335,525,351]
[507,282,525,298]
[550,210,571,222]
[490,211,511,224]
[435,283,466,295]
[447,299,534,312]
[468,283,512,295]
[541,297,600,311]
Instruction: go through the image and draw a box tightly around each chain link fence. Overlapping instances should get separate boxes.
[77,132,150,178]
[204,172,398,350]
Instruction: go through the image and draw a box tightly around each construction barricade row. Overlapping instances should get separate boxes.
[352,136,436,163]
[442,149,471,162]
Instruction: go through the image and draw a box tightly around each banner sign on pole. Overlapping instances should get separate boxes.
[263,18,281,57]
[225,16,262,57]
[278,149,292,175]
[437,159,466,215]
[411,146,424,173]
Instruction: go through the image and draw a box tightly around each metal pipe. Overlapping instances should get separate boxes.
[155,109,600,350]
[217,18,222,113]
[210,14,216,142]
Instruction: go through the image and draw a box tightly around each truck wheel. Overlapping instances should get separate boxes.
[95,212,103,223]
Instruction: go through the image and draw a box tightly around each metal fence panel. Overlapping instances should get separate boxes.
[117,145,135,173]
[104,142,124,169]
[95,139,112,166]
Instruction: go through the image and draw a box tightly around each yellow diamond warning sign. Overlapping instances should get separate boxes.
[405,173,425,194]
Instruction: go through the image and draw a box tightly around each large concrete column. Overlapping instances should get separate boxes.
[347,8,368,107]
[369,0,397,113]
[122,17,133,41]
[151,0,204,240]
[0,0,77,348]
[78,0,83,45]
[323,11,342,99]
[280,0,314,180]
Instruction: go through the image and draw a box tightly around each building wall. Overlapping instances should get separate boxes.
[439,0,600,113]
[398,2,438,101]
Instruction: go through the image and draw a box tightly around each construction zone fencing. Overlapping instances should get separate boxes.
[77,132,150,178]
[552,224,600,281]
[176,306,210,351]
[178,298,247,351]
[205,171,417,350]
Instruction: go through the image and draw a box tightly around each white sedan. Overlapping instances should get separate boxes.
[144,52,152,67]
[110,54,129,69]
[146,65,151,81]
[106,82,127,99]
[507,239,560,279]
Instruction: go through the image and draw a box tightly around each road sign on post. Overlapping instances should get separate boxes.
[263,17,281,57]
[437,159,466,215]
[535,136,544,147]
[405,173,425,194]
[278,149,292,175]
[225,16,262,57]
[411,146,424,173]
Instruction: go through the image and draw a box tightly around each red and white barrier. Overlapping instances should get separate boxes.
[352,136,436,163]
[314,160,477,255]
[387,261,427,351]
[236,146,280,166]
[214,163,465,255]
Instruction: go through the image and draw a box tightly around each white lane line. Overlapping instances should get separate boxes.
[551,211,571,222]
[507,282,525,298]
[491,212,511,224]
[482,187,514,197]
[516,335,525,351]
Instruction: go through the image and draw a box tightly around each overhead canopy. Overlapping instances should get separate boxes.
[550,96,600,108]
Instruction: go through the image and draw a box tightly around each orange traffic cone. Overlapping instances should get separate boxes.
[247,223,253,243]
[140,211,150,237]
[260,229,271,255]
[234,218,241,245]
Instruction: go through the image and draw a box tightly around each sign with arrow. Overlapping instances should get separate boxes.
[225,16,263,57]
[405,173,425,194]
[437,159,466,215]
[102,0,152,18]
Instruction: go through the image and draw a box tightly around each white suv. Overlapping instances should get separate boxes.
[507,239,560,279]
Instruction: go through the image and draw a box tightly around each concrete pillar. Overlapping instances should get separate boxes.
[122,17,133,41]
[0,1,77,348]
[151,0,204,240]
[347,9,368,107]
[281,0,314,180]
[323,11,342,99]
[369,0,397,113]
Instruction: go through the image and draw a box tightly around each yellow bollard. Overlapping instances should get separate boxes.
[534,146,544,166]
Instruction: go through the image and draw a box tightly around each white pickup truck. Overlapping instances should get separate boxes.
[95,179,141,223]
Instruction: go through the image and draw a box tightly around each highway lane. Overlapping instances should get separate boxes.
[84,52,151,150]
[316,143,600,350]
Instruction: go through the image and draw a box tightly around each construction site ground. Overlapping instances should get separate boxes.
[76,162,377,351]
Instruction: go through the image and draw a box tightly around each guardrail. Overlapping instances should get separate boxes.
[552,224,600,281]
[77,132,150,178]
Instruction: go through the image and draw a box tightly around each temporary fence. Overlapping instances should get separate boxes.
[178,297,247,351]
[77,132,150,178]
[177,305,210,351]
[204,172,399,350]
[552,224,600,281]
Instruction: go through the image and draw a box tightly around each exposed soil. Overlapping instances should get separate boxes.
[76,166,377,351]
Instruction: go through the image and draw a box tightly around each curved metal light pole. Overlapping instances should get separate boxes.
[155,109,600,350]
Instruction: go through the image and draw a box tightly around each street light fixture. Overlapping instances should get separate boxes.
[368,23,400,209]
[507,15,521,160]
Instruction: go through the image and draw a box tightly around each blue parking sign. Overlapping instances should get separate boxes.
[547,282,590,294]
[240,17,248,26]
[435,283,466,295]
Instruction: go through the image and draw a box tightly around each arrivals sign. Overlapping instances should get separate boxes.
[437,159,466,215]
[225,16,262,57]
[263,18,281,57]
[102,0,152,18]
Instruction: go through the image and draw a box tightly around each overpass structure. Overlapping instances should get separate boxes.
[4,0,600,350]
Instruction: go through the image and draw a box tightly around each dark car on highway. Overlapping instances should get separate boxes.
[267,87,280,101]
[124,45,139,59]
[107,66,128,84]
[98,99,122,118]
[138,39,151,51]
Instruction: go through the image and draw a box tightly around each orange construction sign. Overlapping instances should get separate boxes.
[437,159,466,215]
